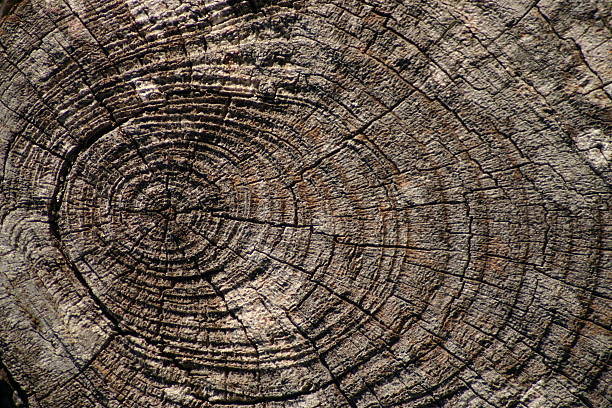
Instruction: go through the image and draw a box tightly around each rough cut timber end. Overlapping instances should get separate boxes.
[0,0,610,407]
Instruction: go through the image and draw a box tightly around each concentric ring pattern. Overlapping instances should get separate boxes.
[0,0,610,407]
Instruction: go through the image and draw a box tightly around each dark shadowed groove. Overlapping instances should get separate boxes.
[0,358,27,408]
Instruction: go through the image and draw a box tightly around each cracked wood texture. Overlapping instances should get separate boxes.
[0,0,610,407]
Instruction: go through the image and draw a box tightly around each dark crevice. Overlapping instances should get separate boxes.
[0,0,21,18]
[284,311,358,408]
[0,358,27,408]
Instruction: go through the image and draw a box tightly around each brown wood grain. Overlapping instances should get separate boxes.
[0,0,610,407]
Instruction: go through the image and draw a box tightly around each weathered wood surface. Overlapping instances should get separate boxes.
[0,0,610,407]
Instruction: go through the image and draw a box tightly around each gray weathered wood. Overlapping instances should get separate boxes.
[0,0,610,407]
